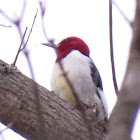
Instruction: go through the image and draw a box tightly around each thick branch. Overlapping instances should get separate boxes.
[105,1,140,140]
[0,59,107,140]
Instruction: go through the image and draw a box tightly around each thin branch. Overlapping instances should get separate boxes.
[12,9,38,66]
[20,0,27,21]
[21,9,38,51]
[41,16,49,41]
[0,1,26,27]
[109,0,119,95]
[12,27,28,66]
[0,10,13,23]
[0,1,27,38]
[39,1,47,39]
[39,1,46,17]
[113,1,132,27]
[39,1,54,43]
[0,24,11,28]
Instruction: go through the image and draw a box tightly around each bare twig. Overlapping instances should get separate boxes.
[41,16,49,41]
[0,0,26,27]
[20,0,27,21]
[0,24,11,28]
[109,0,119,95]
[0,10,13,23]
[0,1,27,38]
[12,27,28,66]
[12,9,38,66]
[113,1,132,27]
[21,9,38,51]
[39,1,54,43]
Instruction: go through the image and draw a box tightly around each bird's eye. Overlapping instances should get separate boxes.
[63,39,71,44]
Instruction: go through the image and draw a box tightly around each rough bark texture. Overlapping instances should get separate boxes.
[0,59,107,140]
[105,1,140,140]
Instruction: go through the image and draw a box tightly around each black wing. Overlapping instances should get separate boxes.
[89,59,103,90]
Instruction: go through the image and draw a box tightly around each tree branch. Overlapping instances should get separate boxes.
[112,1,132,27]
[0,59,107,140]
[12,27,28,66]
[105,1,140,139]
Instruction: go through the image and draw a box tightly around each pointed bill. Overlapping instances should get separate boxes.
[42,43,59,48]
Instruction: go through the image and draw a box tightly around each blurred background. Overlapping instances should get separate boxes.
[0,0,139,139]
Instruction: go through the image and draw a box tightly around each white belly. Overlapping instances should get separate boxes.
[51,51,97,106]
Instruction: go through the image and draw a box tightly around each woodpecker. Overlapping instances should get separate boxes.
[43,37,108,120]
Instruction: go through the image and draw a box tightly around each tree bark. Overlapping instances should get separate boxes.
[105,1,140,140]
[0,59,107,140]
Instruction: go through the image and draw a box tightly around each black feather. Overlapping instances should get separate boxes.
[89,59,103,90]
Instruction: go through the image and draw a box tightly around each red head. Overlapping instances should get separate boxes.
[56,37,90,61]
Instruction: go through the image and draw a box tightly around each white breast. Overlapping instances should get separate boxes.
[51,50,108,118]
[51,50,97,103]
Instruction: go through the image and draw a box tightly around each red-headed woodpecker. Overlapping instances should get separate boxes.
[43,37,108,120]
